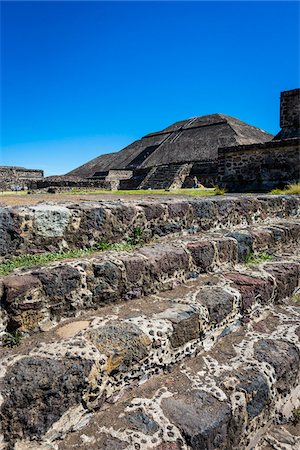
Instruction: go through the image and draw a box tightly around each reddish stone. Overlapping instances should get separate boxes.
[224,273,274,311]
[187,240,216,272]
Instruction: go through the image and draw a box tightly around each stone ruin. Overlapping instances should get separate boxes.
[1,89,299,193]
[58,88,298,192]
[0,166,44,191]
[0,193,299,449]
[0,90,299,450]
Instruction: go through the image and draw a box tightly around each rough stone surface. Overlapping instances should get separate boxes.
[253,339,300,393]
[0,195,299,259]
[162,391,232,449]
[85,321,151,374]
[196,286,235,324]
[0,356,92,445]
[224,273,274,311]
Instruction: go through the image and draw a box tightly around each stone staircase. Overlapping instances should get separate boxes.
[0,196,299,449]
[138,163,191,190]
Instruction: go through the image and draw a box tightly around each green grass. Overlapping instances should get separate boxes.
[65,187,218,196]
[1,187,227,197]
[292,407,300,424]
[0,190,28,196]
[269,182,300,195]
[2,330,23,348]
[291,293,300,304]
[0,241,136,277]
[244,251,274,265]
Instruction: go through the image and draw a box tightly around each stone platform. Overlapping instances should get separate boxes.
[0,195,299,259]
[0,195,299,449]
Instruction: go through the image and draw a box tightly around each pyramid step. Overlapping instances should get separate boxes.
[1,219,299,337]
[57,300,300,450]
[1,262,299,449]
[1,195,298,260]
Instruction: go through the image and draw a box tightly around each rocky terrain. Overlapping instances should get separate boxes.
[0,195,299,449]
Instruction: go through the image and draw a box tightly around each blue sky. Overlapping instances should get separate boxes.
[1,1,299,176]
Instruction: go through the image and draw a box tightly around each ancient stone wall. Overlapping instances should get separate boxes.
[280,88,300,129]
[0,167,44,191]
[218,138,300,192]
[0,195,299,259]
[182,160,218,187]
[31,176,111,191]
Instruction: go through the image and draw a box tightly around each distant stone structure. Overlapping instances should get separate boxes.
[63,88,299,192]
[218,88,300,191]
[28,88,299,193]
[0,166,44,191]
[67,114,272,190]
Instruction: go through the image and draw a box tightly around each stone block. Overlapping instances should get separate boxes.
[0,356,92,445]
[195,286,235,325]
[162,391,232,450]
[155,305,200,347]
[138,245,189,277]
[254,339,300,393]
[85,322,151,375]
[214,237,238,265]
[226,230,254,261]
[235,368,270,418]
[34,265,81,299]
[263,262,300,301]
[224,273,274,311]
[187,240,216,272]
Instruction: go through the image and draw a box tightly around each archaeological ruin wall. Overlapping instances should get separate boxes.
[0,166,44,191]
[218,138,300,192]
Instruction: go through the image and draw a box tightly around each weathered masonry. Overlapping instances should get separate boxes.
[59,88,299,192]
[218,88,300,192]
[0,194,299,449]
[0,166,44,191]
[65,115,273,190]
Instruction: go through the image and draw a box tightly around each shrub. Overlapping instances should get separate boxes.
[270,182,300,195]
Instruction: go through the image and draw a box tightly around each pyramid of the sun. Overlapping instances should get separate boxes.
[67,114,273,178]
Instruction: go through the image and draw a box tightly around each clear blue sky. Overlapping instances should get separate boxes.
[1,1,299,176]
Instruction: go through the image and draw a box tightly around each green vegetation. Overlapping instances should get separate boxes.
[213,185,226,195]
[292,407,300,424]
[126,226,145,246]
[0,235,143,277]
[244,251,274,265]
[0,187,227,197]
[291,293,300,304]
[270,182,300,195]
[65,187,218,196]
[2,330,23,348]
[0,190,28,196]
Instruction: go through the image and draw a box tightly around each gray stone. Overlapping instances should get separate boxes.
[254,339,300,393]
[162,390,232,450]
[196,287,234,324]
[128,409,159,434]
[0,356,92,446]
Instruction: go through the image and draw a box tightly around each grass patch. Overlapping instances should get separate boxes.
[2,330,23,348]
[244,251,274,265]
[291,292,300,304]
[0,190,28,196]
[0,240,139,277]
[213,185,226,195]
[1,187,227,197]
[292,407,300,424]
[269,182,300,195]
[64,187,218,196]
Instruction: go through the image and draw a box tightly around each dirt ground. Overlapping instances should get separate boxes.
[0,191,222,206]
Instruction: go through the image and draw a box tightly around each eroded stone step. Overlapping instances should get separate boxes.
[1,195,299,259]
[255,423,300,450]
[1,220,299,335]
[0,259,299,449]
[54,302,300,450]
